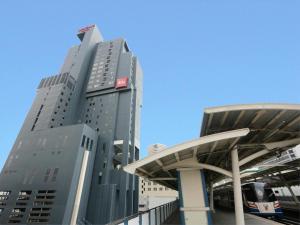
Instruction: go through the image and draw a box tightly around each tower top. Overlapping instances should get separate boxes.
[77,24,97,41]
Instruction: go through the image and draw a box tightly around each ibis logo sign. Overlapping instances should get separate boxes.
[116,77,129,89]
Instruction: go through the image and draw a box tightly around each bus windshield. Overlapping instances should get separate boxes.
[255,183,277,202]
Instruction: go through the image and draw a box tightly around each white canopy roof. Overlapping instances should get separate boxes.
[124,104,300,190]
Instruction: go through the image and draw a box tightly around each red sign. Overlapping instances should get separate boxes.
[116,77,129,89]
[78,25,95,34]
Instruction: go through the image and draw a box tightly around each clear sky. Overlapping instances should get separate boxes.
[0,1,299,170]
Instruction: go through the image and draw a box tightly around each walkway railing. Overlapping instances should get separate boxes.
[109,200,178,225]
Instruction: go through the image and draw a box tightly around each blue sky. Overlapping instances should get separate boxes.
[0,1,299,169]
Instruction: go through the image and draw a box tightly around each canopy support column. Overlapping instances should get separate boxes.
[177,169,211,225]
[210,182,215,213]
[231,147,245,225]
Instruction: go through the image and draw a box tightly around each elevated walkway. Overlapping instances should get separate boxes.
[212,210,283,225]
[163,209,284,225]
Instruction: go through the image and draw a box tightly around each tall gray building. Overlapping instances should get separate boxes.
[0,25,143,225]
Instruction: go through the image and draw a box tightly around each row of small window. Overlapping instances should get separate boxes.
[92,62,112,70]
[0,208,51,224]
[96,43,114,55]
[0,190,54,197]
[89,75,114,82]
[146,187,169,191]
[94,52,112,62]
[0,191,11,196]
[87,82,114,90]
[94,54,113,63]
[144,181,158,186]
[91,67,111,74]
[81,135,94,151]
[88,80,114,88]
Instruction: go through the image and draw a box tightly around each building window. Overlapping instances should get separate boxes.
[52,168,59,182]
[86,138,90,149]
[0,191,11,196]
[153,188,157,191]
[90,140,94,151]
[81,135,86,147]
[148,188,151,191]
[102,143,106,153]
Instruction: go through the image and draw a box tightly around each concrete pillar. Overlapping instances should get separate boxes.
[177,169,210,225]
[231,147,245,225]
[210,182,215,213]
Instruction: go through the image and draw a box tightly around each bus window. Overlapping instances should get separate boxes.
[243,188,257,202]
[255,183,277,202]
[264,188,277,202]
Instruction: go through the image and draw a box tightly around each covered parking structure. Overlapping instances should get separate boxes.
[124,104,300,225]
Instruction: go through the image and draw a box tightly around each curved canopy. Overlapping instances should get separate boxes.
[124,103,300,190]
[201,103,300,139]
[200,103,300,169]
[124,129,250,189]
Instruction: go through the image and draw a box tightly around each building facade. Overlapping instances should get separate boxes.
[0,25,143,225]
[139,178,178,211]
[139,144,178,211]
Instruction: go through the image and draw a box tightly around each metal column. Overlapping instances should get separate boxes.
[209,182,215,213]
[231,147,245,225]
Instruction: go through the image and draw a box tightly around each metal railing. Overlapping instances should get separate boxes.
[109,200,178,225]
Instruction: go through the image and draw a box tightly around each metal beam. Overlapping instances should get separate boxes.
[239,138,300,167]
[233,110,245,127]
[220,111,229,127]
[138,168,153,178]
[239,149,270,167]
[206,114,214,133]
[264,110,286,128]
[164,159,233,178]
[205,141,218,163]
[249,110,266,125]
[282,115,300,129]
[215,137,241,166]
[156,159,163,166]
[175,152,180,162]
[263,111,295,142]
[193,147,198,159]
[264,137,300,150]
